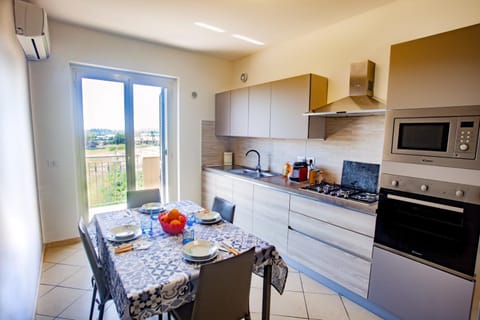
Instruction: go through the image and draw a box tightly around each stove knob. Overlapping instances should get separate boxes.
[420,184,429,192]
[455,190,465,197]
[391,180,399,187]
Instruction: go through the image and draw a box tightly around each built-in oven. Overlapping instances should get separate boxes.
[368,173,480,320]
[375,183,480,277]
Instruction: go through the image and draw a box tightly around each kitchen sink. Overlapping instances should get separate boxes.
[228,168,278,179]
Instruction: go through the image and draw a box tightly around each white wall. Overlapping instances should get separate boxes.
[0,0,43,317]
[231,0,480,104]
[29,20,232,242]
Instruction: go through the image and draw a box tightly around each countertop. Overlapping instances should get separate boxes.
[204,165,377,215]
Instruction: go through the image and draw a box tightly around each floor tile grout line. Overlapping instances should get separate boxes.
[340,295,352,320]
[298,272,311,320]
[55,289,92,320]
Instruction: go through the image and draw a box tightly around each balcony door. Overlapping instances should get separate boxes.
[72,65,174,217]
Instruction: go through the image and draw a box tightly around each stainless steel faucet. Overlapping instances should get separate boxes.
[245,149,261,173]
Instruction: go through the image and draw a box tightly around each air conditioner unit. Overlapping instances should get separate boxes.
[14,0,50,60]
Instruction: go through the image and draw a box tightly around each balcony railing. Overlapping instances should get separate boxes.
[86,153,161,209]
[86,155,127,208]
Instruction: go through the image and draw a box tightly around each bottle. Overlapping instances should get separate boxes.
[182,213,195,244]
[308,160,316,185]
[283,162,291,178]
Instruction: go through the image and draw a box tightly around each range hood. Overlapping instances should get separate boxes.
[305,60,386,117]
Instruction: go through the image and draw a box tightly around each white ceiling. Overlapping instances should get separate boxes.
[30,0,393,61]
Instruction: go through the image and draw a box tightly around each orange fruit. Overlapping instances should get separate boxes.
[168,208,180,220]
[170,219,181,226]
[178,215,186,223]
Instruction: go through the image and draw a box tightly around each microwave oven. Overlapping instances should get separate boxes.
[383,106,480,169]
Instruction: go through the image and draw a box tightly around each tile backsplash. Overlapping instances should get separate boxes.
[201,115,385,184]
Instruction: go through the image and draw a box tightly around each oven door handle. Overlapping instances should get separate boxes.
[386,194,464,213]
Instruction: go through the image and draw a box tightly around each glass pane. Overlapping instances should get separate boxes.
[82,78,126,213]
[133,84,162,191]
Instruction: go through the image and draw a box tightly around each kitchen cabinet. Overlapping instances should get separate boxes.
[201,171,216,209]
[215,73,327,139]
[202,168,378,298]
[232,179,254,232]
[387,23,480,109]
[230,87,249,136]
[252,185,290,253]
[248,82,271,138]
[201,171,232,209]
[270,74,327,139]
[215,91,230,136]
[287,195,375,297]
[369,247,474,320]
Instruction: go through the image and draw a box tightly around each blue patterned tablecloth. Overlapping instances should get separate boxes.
[93,200,288,320]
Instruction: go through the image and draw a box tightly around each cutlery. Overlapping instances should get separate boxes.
[220,242,240,255]
[114,240,152,254]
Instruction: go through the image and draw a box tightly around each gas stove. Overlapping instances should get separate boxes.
[300,182,379,204]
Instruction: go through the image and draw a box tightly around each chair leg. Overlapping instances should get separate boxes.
[98,302,105,320]
[89,282,97,320]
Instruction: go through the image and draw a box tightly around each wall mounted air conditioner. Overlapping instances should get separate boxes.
[14,0,50,60]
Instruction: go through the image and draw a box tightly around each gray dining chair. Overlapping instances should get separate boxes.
[169,247,255,320]
[127,188,161,208]
[212,196,236,223]
[78,217,112,320]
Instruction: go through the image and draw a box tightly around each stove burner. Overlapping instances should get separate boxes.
[300,183,378,203]
[302,182,340,194]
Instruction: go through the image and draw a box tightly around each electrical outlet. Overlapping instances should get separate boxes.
[306,156,315,165]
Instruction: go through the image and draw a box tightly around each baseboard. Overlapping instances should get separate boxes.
[44,237,81,248]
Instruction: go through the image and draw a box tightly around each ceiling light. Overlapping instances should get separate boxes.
[232,34,264,46]
[194,22,225,33]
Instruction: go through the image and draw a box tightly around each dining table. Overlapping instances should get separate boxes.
[92,200,289,320]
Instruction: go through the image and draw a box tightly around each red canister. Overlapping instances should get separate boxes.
[290,162,308,182]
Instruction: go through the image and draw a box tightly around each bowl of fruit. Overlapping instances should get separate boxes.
[158,208,187,235]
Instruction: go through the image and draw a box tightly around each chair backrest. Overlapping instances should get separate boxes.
[211,196,236,223]
[78,217,110,302]
[192,247,255,320]
[127,188,161,208]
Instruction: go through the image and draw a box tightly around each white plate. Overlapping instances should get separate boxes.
[139,202,165,214]
[195,210,221,222]
[182,240,218,259]
[183,252,218,263]
[197,216,223,225]
[108,224,141,242]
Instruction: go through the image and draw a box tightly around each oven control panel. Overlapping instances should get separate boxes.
[381,173,480,205]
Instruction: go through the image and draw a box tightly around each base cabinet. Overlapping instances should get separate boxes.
[288,229,371,297]
[252,185,290,253]
[201,171,232,210]
[232,179,254,232]
[288,195,375,297]
[369,247,474,320]
[201,171,216,209]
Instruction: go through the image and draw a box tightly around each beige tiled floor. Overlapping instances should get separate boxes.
[36,243,383,320]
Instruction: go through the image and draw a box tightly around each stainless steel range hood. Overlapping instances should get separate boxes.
[305,60,386,117]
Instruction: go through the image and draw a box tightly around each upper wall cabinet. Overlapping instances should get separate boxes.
[248,82,271,138]
[230,88,249,136]
[215,73,327,139]
[270,74,327,139]
[215,91,231,136]
[387,23,480,109]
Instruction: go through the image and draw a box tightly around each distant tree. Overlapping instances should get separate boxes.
[114,132,126,144]
[86,133,98,149]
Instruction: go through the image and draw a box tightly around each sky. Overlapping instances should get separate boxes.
[82,78,162,132]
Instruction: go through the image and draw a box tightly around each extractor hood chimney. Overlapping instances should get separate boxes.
[305,60,385,117]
